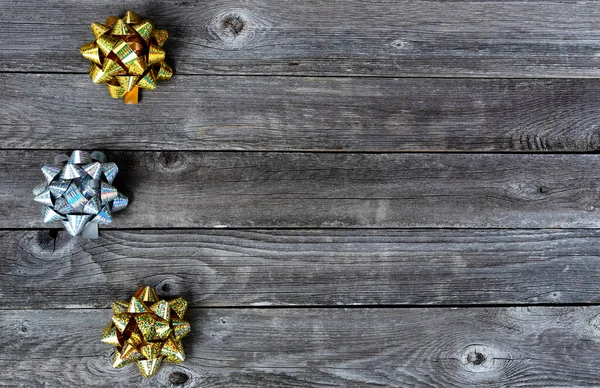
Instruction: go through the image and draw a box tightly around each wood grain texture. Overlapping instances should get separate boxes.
[4,0,600,386]
[3,229,600,308]
[3,74,600,151]
[3,307,600,387]
[2,0,600,77]
[4,151,600,229]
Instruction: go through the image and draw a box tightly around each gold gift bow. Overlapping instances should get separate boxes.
[101,286,190,378]
[81,11,173,104]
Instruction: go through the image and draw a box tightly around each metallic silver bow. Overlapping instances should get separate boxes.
[33,150,128,237]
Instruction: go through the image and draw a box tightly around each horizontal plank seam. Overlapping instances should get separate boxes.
[6,226,600,231]
[4,303,600,311]
[4,70,600,81]
[2,148,600,155]
[10,227,600,233]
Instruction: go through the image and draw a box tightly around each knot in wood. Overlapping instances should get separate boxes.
[222,14,244,35]
[30,229,73,257]
[208,9,267,47]
[155,277,183,298]
[36,229,58,252]
[169,371,189,385]
[218,13,246,43]
[160,151,178,166]
[20,321,30,334]
[538,186,550,194]
[157,151,187,172]
[460,344,504,373]
[587,314,600,339]
[390,39,413,51]
[467,351,486,365]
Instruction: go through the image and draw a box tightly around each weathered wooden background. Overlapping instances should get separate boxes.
[1,0,600,386]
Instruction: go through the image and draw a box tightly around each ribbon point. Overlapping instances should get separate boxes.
[123,10,141,24]
[42,206,65,223]
[111,19,132,36]
[92,205,112,225]
[62,214,93,237]
[90,22,110,39]
[80,42,102,65]
[83,161,103,180]
[82,197,101,215]
[133,21,154,42]
[34,189,54,207]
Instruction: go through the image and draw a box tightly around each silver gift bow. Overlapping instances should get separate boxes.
[33,150,128,237]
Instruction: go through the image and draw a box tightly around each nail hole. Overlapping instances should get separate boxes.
[539,186,550,194]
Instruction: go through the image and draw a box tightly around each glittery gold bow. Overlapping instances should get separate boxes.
[102,286,191,378]
[80,11,173,104]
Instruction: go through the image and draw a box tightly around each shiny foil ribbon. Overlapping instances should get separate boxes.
[33,150,128,238]
[80,11,173,104]
[102,286,191,378]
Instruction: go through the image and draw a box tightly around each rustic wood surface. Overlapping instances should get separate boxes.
[2,0,600,77]
[3,228,600,308]
[3,307,600,387]
[2,0,600,386]
[4,75,600,151]
[4,151,600,229]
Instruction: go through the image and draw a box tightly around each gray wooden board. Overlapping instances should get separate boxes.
[2,307,600,387]
[2,1,600,77]
[4,74,600,152]
[3,0,600,385]
[5,151,600,229]
[2,229,600,308]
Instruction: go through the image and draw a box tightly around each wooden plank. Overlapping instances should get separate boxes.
[3,229,600,308]
[3,307,600,386]
[4,151,600,229]
[2,1,600,77]
[3,74,600,152]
